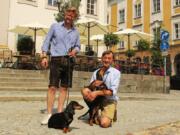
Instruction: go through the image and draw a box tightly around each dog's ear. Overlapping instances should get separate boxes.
[66,101,75,115]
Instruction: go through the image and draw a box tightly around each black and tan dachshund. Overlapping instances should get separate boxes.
[78,80,107,126]
[48,101,84,133]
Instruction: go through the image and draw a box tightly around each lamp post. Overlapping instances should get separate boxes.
[155,20,169,93]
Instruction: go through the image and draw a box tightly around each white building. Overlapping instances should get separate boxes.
[0,0,108,56]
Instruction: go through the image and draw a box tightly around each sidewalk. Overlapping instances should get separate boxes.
[0,90,180,135]
[0,90,180,101]
[133,121,180,135]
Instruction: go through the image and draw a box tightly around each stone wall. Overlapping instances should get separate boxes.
[71,71,170,93]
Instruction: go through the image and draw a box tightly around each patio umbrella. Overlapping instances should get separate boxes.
[76,16,109,50]
[9,22,49,55]
[90,34,104,56]
[114,28,153,50]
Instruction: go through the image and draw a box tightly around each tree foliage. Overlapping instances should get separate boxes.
[150,27,163,67]
[137,39,150,51]
[55,0,81,22]
[17,36,33,54]
[104,33,119,50]
[125,49,135,58]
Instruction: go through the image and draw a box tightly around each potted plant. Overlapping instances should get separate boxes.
[17,36,33,55]
[125,49,135,58]
[104,33,119,50]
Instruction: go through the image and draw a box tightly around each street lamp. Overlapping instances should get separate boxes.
[154,20,162,41]
[154,20,169,93]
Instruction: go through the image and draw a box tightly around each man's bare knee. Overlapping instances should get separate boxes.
[100,117,111,128]
[59,87,67,93]
[48,86,57,94]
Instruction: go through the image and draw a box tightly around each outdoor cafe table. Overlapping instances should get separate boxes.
[13,55,31,69]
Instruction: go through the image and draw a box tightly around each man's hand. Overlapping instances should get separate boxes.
[68,49,77,57]
[41,58,48,69]
[86,91,97,102]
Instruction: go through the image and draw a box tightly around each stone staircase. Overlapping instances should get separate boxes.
[0,69,48,91]
[0,68,170,101]
[0,69,88,101]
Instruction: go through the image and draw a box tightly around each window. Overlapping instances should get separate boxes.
[153,0,160,13]
[107,14,109,24]
[135,3,141,18]
[153,28,157,36]
[17,0,37,6]
[48,0,58,7]
[175,0,180,6]
[174,23,180,39]
[134,40,139,48]
[152,27,161,40]
[87,0,97,15]
[119,9,125,23]
[119,41,125,49]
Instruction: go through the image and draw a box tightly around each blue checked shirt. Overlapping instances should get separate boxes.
[42,22,80,56]
[90,66,121,101]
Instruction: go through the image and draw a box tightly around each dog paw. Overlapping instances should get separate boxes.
[89,120,94,126]
[63,128,70,133]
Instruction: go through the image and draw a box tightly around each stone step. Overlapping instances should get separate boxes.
[0,69,46,74]
[0,77,48,82]
[0,87,48,91]
[0,90,175,102]
[0,82,48,87]
[0,90,82,101]
[0,73,45,78]
[0,86,83,91]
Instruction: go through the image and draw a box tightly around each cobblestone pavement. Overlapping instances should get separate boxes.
[0,91,180,135]
[132,121,180,135]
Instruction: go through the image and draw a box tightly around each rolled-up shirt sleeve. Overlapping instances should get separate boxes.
[109,70,121,96]
[90,70,97,83]
[41,23,55,53]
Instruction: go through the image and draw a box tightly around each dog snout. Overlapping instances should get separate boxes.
[75,104,84,110]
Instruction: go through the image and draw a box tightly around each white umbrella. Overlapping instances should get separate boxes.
[76,16,109,50]
[90,34,104,55]
[114,28,153,50]
[9,22,49,55]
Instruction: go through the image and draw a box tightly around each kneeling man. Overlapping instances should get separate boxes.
[81,50,121,128]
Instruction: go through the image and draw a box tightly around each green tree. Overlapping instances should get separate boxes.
[137,39,150,74]
[55,0,81,22]
[150,27,163,68]
[125,49,135,58]
[17,36,33,55]
[137,39,150,57]
[104,33,119,50]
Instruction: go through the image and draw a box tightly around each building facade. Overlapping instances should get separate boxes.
[108,0,180,75]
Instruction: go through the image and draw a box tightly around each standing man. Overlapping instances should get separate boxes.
[81,51,121,128]
[41,7,80,125]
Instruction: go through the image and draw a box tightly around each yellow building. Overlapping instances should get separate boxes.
[108,0,180,75]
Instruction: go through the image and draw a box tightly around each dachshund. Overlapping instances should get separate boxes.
[87,81,107,126]
[48,101,84,133]
[78,80,107,126]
